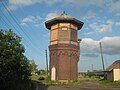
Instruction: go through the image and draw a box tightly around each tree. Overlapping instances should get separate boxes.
[29,60,37,74]
[0,29,31,89]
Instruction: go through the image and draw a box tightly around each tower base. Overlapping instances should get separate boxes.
[49,44,80,81]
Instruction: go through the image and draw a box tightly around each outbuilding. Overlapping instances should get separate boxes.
[106,60,120,81]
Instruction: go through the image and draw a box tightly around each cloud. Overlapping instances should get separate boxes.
[8,0,60,11]
[66,0,119,13]
[21,15,42,26]
[9,0,60,6]
[45,11,59,21]
[8,0,105,10]
[89,20,114,34]
[81,37,120,55]
[100,37,120,55]
[8,0,120,14]
[43,0,61,5]
[81,53,99,58]
[65,0,105,8]
[116,13,120,17]
[109,0,120,12]
[83,10,96,20]
[81,38,99,53]
[9,0,105,7]
[9,0,39,6]
[115,22,120,26]
[5,4,17,11]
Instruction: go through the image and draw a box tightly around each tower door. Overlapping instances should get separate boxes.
[51,66,56,80]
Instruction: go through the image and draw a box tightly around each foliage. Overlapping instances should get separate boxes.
[29,60,37,74]
[0,29,31,89]
[30,74,41,81]
[35,69,46,75]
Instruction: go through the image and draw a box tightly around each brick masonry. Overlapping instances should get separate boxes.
[49,44,80,81]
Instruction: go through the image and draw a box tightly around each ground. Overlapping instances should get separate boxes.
[31,74,120,90]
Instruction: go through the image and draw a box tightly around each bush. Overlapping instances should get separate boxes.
[38,77,45,80]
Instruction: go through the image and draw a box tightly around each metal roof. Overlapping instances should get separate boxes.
[45,12,84,30]
[106,60,120,71]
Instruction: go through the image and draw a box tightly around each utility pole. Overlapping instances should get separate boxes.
[99,42,107,79]
[99,42,105,71]
[45,50,48,75]
[91,64,93,72]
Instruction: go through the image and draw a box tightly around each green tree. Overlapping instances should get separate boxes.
[29,60,37,74]
[0,29,31,89]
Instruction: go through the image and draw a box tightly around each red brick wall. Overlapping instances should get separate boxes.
[49,44,79,81]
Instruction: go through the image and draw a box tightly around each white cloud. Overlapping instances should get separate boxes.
[89,20,114,34]
[8,0,60,11]
[65,0,105,8]
[43,0,61,5]
[9,0,105,7]
[45,11,59,21]
[8,0,120,14]
[81,53,98,58]
[109,0,120,12]
[115,22,120,26]
[8,0,105,10]
[9,0,39,6]
[81,38,99,53]
[9,0,60,6]
[100,37,120,55]
[83,10,96,20]
[21,15,42,26]
[81,37,120,55]
[116,13,120,17]
[6,4,17,11]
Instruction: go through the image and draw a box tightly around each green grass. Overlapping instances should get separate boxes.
[30,74,120,89]
[100,80,120,88]
[30,74,41,81]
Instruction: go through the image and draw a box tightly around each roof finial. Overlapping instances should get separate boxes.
[61,11,67,16]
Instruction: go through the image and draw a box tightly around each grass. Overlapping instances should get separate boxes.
[30,74,41,81]
[100,80,120,88]
[30,73,120,89]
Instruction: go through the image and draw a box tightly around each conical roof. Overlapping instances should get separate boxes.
[45,12,84,30]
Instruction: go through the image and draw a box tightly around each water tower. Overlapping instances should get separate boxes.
[45,12,84,82]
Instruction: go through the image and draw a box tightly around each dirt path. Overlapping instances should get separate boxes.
[47,86,120,90]
[34,81,120,90]
[35,83,120,90]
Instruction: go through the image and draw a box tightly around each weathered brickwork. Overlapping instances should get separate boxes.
[45,13,84,81]
[49,44,80,81]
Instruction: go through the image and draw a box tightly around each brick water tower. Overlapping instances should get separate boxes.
[45,12,84,82]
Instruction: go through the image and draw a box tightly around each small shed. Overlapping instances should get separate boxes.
[106,60,120,81]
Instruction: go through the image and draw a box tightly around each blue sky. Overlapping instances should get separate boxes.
[0,0,120,72]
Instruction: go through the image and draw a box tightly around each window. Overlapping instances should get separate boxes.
[71,30,77,41]
[59,30,70,41]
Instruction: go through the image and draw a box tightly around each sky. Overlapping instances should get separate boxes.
[0,0,120,72]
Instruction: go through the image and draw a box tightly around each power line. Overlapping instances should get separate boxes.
[3,0,42,50]
[1,16,11,28]
[0,9,22,36]
[1,1,43,54]
[2,2,33,42]
[14,0,42,41]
